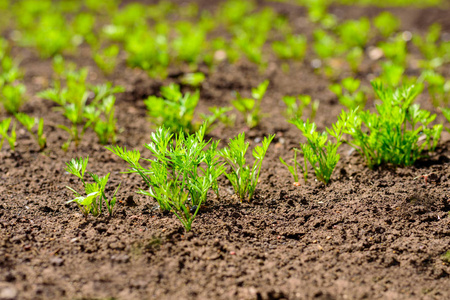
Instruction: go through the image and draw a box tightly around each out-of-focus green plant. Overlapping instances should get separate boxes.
[374,11,400,38]
[0,117,16,151]
[15,113,46,150]
[329,77,366,110]
[94,45,120,75]
[231,80,269,128]
[282,95,319,121]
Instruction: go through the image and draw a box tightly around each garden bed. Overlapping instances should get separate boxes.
[1,1,450,299]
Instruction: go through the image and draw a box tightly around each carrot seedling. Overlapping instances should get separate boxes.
[343,81,442,168]
[15,112,46,150]
[107,123,225,231]
[289,118,345,185]
[231,80,269,128]
[219,132,275,202]
[0,118,16,151]
[65,156,120,217]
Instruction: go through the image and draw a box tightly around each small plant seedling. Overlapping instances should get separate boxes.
[420,70,450,107]
[231,80,269,128]
[180,72,206,87]
[145,83,226,135]
[289,118,345,185]
[15,112,46,150]
[440,107,450,134]
[272,34,307,61]
[374,12,400,38]
[94,44,120,75]
[107,123,225,231]
[65,156,120,217]
[219,133,275,202]
[329,77,366,111]
[0,117,16,151]
[279,148,308,184]
[282,94,319,121]
[343,81,442,169]
[1,83,26,114]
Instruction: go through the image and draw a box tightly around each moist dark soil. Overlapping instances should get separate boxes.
[1,1,450,299]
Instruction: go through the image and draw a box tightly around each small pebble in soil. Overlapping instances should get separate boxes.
[50,257,64,267]
[0,284,18,300]
[230,251,236,255]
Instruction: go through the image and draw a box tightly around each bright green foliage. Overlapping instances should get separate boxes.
[420,70,450,107]
[15,112,46,150]
[313,29,342,59]
[94,45,120,75]
[346,46,363,73]
[329,77,366,110]
[290,118,345,184]
[1,83,26,114]
[374,12,400,38]
[180,72,206,87]
[272,34,307,61]
[38,59,123,149]
[337,17,371,49]
[343,81,442,168]
[232,80,269,128]
[413,23,450,69]
[280,149,308,184]
[124,25,170,78]
[440,108,450,134]
[0,118,16,151]
[379,62,406,87]
[282,95,319,121]
[219,133,275,202]
[107,123,225,231]
[378,34,408,66]
[145,83,231,134]
[65,156,120,217]
[172,21,208,65]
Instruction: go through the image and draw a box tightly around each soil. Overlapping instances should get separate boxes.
[1,1,450,299]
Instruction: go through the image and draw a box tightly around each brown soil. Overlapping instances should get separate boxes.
[1,1,450,300]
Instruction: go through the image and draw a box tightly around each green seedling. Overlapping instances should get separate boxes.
[374,11,400,38]
[125,25,170,78]
[439,108,450,134]
[343,81,442,168]
[337,17,371,49]
[1,83,26,114]
[65,156,120,217]
[180,72,206,87]
[38,60,123,149]
[107,123,225,231]
[172,21,208,66]
[378,34,408,66]
[413,23,450,69]
[94,45,120,75]
[231,80,269,128]
[279,149,308,184]
[420,70,450,107]
[329,77,366,110]
[282,95,319,121]
[346,46,364,73]
[219,133,275,202]
[0,118,16,151]
[15,113,46,150]
[289,118,345,185]
[145,83,225,135]
[272,34,307,61]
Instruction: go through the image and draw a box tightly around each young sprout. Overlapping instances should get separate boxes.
[374,12,400,38]
[145,83,226,135]
[107,123,225,231]
[329,77,366,111]
[1,83,26,114]
[231,80,269,128]
[288,118,345,185]
[180,72,206,87]
[282,94,319,121]
[343,81,442,168]
[65,156,120,217]
[94,45,120,75]
[272,34,307,61]
[279,149,308,185]
[219,133,275,202]
[15,112,46,150]
[0,118,16,151]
